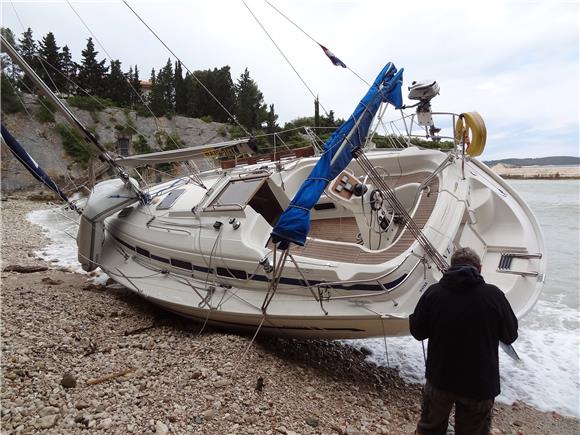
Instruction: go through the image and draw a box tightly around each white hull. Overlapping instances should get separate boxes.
[80,146,545,339]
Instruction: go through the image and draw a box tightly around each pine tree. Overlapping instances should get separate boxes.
[76,37,108,97]
[59,45,76,95]
[106,59,131,106]
[17,27,38,91]
[148,67,164,115]
[159,58,174,112]
[174,61,187,115]
[314,97,320,127]
[235,68,267,131]
[266,104,278,144]
[149,59,174,116]
[37,32,62,92]
[210,66,235,122]
[129,65,142,107]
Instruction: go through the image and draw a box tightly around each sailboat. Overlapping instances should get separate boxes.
[1,35,545,339]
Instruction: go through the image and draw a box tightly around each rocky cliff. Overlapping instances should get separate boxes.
[1,95,230,193]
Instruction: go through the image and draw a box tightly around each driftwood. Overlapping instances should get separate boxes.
[87,368,136,385]
[3,265,49,273]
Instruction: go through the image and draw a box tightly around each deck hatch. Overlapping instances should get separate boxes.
[156,189,186,210]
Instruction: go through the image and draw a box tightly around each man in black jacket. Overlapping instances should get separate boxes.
[410,247,518,435]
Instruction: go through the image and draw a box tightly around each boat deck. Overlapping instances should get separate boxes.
[294,171,439,264]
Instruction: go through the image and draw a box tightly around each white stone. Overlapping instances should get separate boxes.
[155,420,168,434]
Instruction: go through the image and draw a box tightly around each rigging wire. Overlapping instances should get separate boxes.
[121,0,251,137]
[65,0,209,188]
[263,0,371,87]
[64,1,162,134]
[241,0,329,117]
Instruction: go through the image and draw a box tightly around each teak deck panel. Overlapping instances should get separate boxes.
[292,171,439,264]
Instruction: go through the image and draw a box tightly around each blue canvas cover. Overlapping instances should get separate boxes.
[271,62,404,249]
[1,124,71,204]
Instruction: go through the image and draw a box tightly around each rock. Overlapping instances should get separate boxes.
[38,406,59,417]
[214,379,231,388]
[255,376,264,392]
[306,417,319,427]
[195,415,204,424]
[155,420,168,434]
[191,371,202,379]
[345,427,361,435]
[75,401,90,410]
[202,409,217,420]
[37,414,58,429]
[101,418,113,429]
[360,346,373,356]
[60,372,76,388]
[74,415,90,427]
[275,426,288,434]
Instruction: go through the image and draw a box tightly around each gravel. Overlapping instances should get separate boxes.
[1,196,578,434]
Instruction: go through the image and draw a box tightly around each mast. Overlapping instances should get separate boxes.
[0,34,146,202]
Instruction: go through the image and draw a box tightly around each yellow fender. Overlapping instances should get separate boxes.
[454,112,487,157]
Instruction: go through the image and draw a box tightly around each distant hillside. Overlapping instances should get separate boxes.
[484,156,580,167]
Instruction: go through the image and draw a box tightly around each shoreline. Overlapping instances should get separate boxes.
[1,197,579,434]
[490,165,580,180]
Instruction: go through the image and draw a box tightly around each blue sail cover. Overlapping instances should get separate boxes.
[271,62,404,249]
[1,124,71,204]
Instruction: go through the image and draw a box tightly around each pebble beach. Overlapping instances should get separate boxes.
[1,197,579,434]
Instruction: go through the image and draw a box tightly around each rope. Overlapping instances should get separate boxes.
[241,0,329,117]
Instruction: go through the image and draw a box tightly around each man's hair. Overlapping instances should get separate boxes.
[450,247,481,269]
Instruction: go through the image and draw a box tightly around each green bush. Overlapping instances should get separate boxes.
[200,115,213,123]
[35,105,55,123]
[227,125,247,139]
[67,95,113,112]
[55,123,91,167]
[33,97,56,123]
[163,132,184,151]
[133,134,152,154]
[0,74,24,114]
[216,126,228,137]
[135,104,153,118]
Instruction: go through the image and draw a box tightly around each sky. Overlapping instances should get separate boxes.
[1,0,578,160]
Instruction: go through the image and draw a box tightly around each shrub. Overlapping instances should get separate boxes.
[55,123,91,167]
[67,95,113,112]
[0,74,24,114]
[217,126,228,137]
[200,115,213,123]
[164,132,184,151]
[132,134,152,154]
[33,97,56,123]
[35,105,55,123]
[135,104,153,118]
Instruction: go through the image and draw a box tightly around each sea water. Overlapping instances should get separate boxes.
[27,180,580,417]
